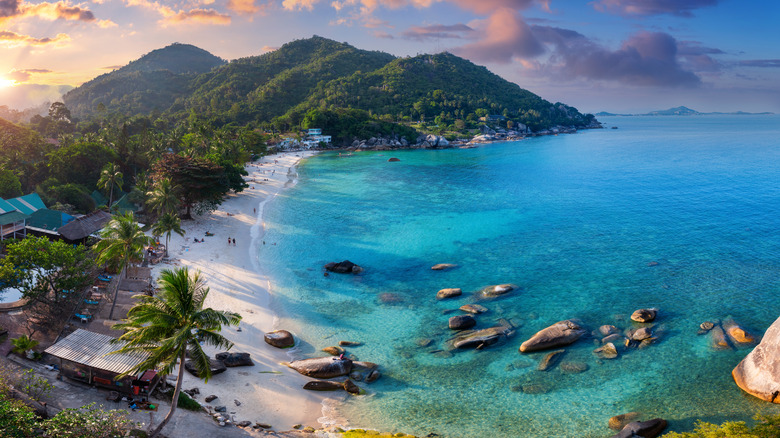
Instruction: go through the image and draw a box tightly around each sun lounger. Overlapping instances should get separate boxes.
[84,299,99,305]
[75,313,92,323]
[98,275,113,282]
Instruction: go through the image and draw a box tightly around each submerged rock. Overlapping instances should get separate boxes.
[460,304,488,314]
[627,327,653,341]
[733,316,780,402]
[599,325,620,336]
[449,315,476,330]
[264,330,295,348]
[631,308,658,323]
[723,319,756,345]
[285,357,353,378]
[710,324,731,350]
[480,283,518,297]
[437,288,462,300]
[324,260,363,274]
[594,342,619,359]
[322,346,345,356]
[431,263,457,271]
[611,418,667,438]
[560,361,589,374]
[453,325,514,349]
[609,412,640,430]
[519,319,587,352]
[387,157,400,162]
[537,349,565,371]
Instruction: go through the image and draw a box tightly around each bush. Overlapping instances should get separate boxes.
[17,369,53,401]
[662,414,780,437]
[10,335,38,357]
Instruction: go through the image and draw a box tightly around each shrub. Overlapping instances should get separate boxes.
[10,335,38,357]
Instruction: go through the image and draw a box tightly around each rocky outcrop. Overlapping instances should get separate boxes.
[431,263,457,271]
[519,319,587,352]
[437,288,462,300]
[449,315,476,330]
[631,308,658,323]
[184,358,227,378]
[453,325,514,349]
[480,283,517,297]
[215,352,254,367]
[610,418,667,438]
[264,330,295,348]
[324,260,363,274]
[285,357,353,378]
[733,316,780,402]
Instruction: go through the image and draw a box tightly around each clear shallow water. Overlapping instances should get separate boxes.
[260,115,780,437]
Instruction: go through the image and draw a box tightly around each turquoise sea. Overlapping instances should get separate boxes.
[260,115,780,437]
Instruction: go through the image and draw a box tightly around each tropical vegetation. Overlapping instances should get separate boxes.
[111,267,241,438]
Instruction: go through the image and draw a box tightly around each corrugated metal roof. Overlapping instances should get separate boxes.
[0,210,28,226]
[27,208,74,231]
[44,329,149,375]
[6,193,45,215]
[0,198,14,214]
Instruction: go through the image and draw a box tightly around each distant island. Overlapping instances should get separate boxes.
[596,106,774,116]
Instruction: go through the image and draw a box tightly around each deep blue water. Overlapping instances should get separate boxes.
[260,115,780,437]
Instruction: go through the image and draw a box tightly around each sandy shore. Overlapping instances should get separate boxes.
[150,150,341,432]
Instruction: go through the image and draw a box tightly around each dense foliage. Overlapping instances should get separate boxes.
[661,415,780,437]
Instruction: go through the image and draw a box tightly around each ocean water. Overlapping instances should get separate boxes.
[260,115,780,437]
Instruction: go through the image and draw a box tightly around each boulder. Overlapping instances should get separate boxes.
[437,288,462,300]
[323,260,363,274]
[560,362,589,374]
[631,308,658,323]
[611,418,667,438]
[602,334,623,344]
[710,324,731,350]
[537,349,565,371]
[215,352,254,367]
[365,370,381,383]
[285,357,353,378]
[449,315,476,330]
[733,316,780,402]
[723,320,756,345]
[627,327,653,341]
[453,325,514,349]
[264,330,295,348]
[460,304,488,314]
[431,263,457,271]
[594,342,619,359]
[303,381,344,391]
[480,283,517,297]
[184,359,227,378]
[387,158,400,162]
[343,379,361,395]
[205,395,218,403]
[519,319,587,352]
[338,341,361,347]
[599,325,620,336]
[608,412,640,431]
[322,346,345,356]
[352,361,378,371]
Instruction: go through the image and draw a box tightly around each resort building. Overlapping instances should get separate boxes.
[0,193,49,241]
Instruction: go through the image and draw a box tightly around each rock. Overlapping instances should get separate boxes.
[460,304,488,314]
[639,337,657,349]
[733,316,780,402]
[537,349,565,371]
[700,321,714,331]
[388,157,400,162]
[323,260,363,274]
[365,370,381,383]
[256,423,273,429]
[215,406,227,413]
[710,324,731,350]
[352,361,378,371]
[431,263,457,271]
[453,325,514,349]
[343,379,361,395]
[285,357,353,378]
[234,399,241,406]
[628,327,653,341]
[611,418,667,438]
[215,352,254,367]
[339,341,361,347]
[416,338,433,347]
[599,325,620,336]
[560,362,589,374]
[609,412,640,430]
[519,319,587,352]
[594,342,619,359]
[322,346,345,356]
[379,293,403,304]
[723,320,756,345]
[480,283,517,297]
[631,308,658,323]
[184,358,226,378]
[437,288,462,300]
[264,330,295,348]
[349,371,364,381]
[303,381,344,391]
[205,395,218,403]
[520,383,550,394]
[449,315,476,330]
[237,421,252,428]
[602,334,623,344]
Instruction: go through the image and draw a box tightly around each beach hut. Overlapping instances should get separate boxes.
[44,329,160,396]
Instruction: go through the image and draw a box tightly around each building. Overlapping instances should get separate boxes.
[57,210,112,244]
[44,329,160,396]
[0,193,49,241]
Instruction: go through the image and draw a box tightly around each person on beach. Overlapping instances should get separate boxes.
[228,237,231,246]
[232,238,236,246]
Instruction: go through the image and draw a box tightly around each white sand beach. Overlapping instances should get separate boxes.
[148,150,343,432]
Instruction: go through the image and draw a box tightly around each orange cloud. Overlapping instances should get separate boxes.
[7,68,53,83]
[227,0,263,14]
[0,30,70,47]
[164,8,231,24]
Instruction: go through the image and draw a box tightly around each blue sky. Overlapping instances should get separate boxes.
[0,0,778,113]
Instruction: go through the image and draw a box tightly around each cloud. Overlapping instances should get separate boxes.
[676,40,723,72]
[101,64,124,70]
[592,0,718,17]
[533,27,702,86]
[0,30,70,47]
[373,30,393,39]
[452,8,544,63]
[227,0,266,14]
[260,45,278,52]
[0,83,73,110]
[0,0,102,24]
[7,68,53,83]
[739,59,780,68]
[283,0,318,10]
[447,0,535,14]
[164,8,231,24]
[401,23,474,41]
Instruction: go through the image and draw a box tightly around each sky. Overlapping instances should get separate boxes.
[0,0,778,113]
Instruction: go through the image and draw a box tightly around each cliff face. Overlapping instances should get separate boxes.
[733,316,780,402]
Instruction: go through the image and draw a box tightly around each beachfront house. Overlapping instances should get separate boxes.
[44,328,161,396]
[0,193,50,241]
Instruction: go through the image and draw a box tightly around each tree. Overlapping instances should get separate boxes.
[151,212,184,257]
[111,267,241,438]
[146,177,180,218]
[150,154,227,218]
[93,212,154,320]
[0,169,22,198]
[97,162,124,210]
[0,237,96,336]
[46,141,118,188]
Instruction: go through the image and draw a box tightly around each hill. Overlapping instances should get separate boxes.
[64,36,596,140]
[63,43,226,118]
[597,106,774,116]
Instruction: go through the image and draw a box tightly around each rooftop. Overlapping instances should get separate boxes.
[44,328,148,375]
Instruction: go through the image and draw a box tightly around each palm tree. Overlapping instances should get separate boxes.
[93,212,154,319]
[97,162,124,210]
[151,212,184,258]
[146,178,180,218]
[110,267,241,438]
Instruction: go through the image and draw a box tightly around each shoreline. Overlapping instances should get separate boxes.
[150,150,339,433]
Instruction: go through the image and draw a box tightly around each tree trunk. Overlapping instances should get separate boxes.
[165,234,170,258]
[149,350,186,438]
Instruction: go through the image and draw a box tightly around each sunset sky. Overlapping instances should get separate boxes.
[0,0,778,113]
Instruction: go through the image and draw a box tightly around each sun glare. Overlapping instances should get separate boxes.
[0,78,17,89]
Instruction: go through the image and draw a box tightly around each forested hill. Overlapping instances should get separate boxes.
[63,36,595,135]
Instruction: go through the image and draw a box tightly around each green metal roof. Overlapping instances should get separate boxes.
[0,211,29,226]
[0,198,14,214]
[6,193,45,215]
[27,208,74,231]
[90,190,108,207]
